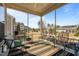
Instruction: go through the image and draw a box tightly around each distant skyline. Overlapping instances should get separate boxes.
[0,3,79,28]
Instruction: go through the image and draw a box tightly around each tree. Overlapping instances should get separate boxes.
[32,28,35,32]
[47,24,53,34]
[77,26,79,31]
[74,26,79,37]
[48,27,53,34]
[56,25,60,28]
[51,24,53,27]
[47,24,57,35]
[47,24,50,27]
[38,20,46,33]
[16,23,20,34]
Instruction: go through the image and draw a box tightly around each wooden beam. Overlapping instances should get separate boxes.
[5,3,67,16]
[41,3,67,16]
[5,3,42,16]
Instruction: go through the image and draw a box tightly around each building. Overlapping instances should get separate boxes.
[0,22,4,39]
[15,22,25,34]
[5,14,15,39]
[16,22,25,31]
[19,23,25,31]
[24,26,31,32]
[57,25,77,34]
[16,22,32,33]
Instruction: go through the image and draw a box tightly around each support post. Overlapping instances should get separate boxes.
[55,10,56,37]
[40,16,43,39]
[54,10,56,47]
[27,13,29,38]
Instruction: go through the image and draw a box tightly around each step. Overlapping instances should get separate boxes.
[23,42,39,48]
[8,50,24,56]
[9,49,20,54]
[29,45,52,55]
[31,42,41,46]
[40,47,59,56]
[36,46,53,55]
[37,46,54,56]
[59,51,68,56]
[27,44,46,52]
[53,49,63,56]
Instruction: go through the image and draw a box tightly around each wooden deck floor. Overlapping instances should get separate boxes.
[26,44,60,56]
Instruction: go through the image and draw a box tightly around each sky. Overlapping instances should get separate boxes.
[0,6,4,22]
[0,3,79,28]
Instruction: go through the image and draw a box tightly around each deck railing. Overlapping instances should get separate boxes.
[45,35,79,51]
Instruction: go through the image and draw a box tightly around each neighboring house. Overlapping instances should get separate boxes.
[19,23,25,31]
[15,22,25,40]
[16,22,32,33]
[24,26,31,32]
[15,22,33,41]
[15,22,25,34]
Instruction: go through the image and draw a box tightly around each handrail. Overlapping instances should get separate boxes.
[0,40,5,47]
[44,36,79,50]
[4,39,14,49]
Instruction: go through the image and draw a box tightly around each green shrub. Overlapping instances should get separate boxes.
[74,32,79,37]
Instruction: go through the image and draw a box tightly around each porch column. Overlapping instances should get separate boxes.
[54,10,57,47]
[27,13,29,38]
[55,10,56,36]
[40,16,43,39]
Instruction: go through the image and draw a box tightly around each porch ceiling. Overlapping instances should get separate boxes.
[4,3,66,16]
